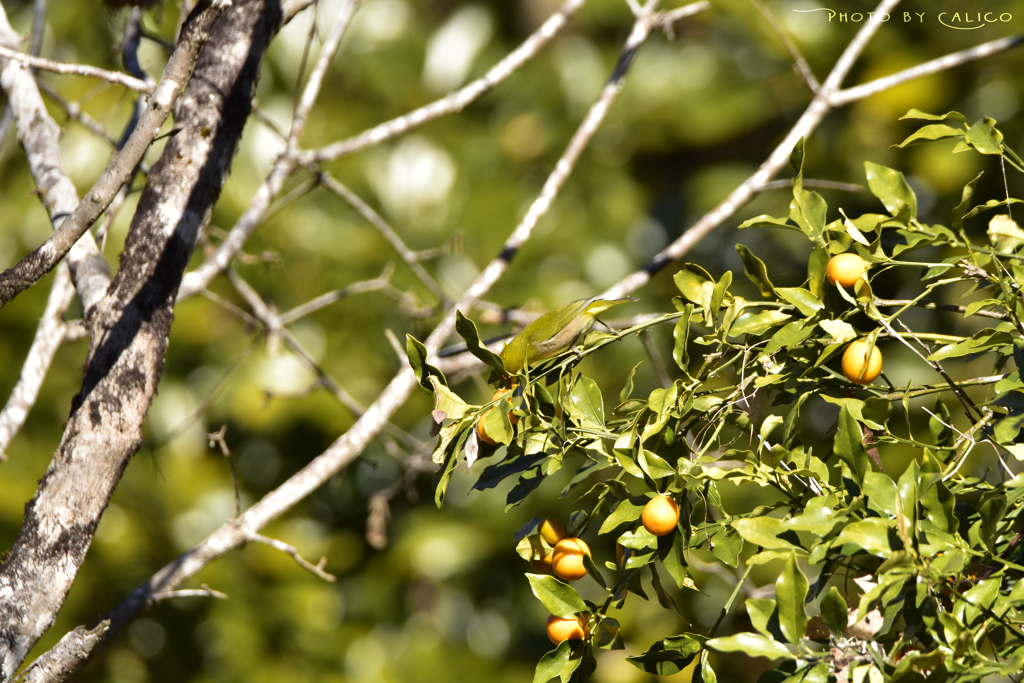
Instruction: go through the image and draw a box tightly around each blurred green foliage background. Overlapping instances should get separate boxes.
[0,0,1022,680]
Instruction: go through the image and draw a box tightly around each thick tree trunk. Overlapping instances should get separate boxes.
[0,0,281,678]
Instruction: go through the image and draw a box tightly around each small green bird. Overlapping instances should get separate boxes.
[499,296,638,375]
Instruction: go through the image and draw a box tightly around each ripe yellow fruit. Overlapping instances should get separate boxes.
[546,613,590,644]
[476,388,515,446]
[531,552,553,574]
[826,253,867,288]
[551,537,591,582]
[842,339,883,384]
[641,495,680,536]
[539,518,569,545]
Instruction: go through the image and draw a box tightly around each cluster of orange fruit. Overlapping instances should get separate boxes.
[826,253,882,384]
[538,495,680,644]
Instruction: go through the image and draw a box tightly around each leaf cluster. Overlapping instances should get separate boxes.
[411,113,1024,683]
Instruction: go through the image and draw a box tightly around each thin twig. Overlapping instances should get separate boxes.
[315,172,447,304]
[638,329,671,388]
[876,316,983,421]
[0,45,152,93]
[248,532,336,582]
[287,0,361,144]
[226,269,426,451]
[875,298,1008,321]
[304,0,587,164]
[278,264,395,324]
[151,586,227,603]
[208,426,242,518]
[0,263,74,460]
[747,0,819,92]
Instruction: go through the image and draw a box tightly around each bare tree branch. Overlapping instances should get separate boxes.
[15,622,109,683]
[0,263,74,461]
[0,0,232,311]
[830,33,1024,107]
[0,5,111,311]
[0,45,152,93]
[303,0,587,165]
[0,0,280,676]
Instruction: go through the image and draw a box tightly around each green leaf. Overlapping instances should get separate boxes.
[776,287,824,318]
[765,321,813,355]
[862,472,898,517]
[428,377,472,420]
[527,574,588,617]
[705,633,793,660]
[534,641,573,683]
[697,652,717,683]
[729,309,791,337]
[738,214,797,231]
[709,526,743,567]
[658,531,689,590]
[599,497,646,534]
[736,244,776,296]
[673,307,692,374]
[807,246,829,298]
[965,116,1003,155]
[900,109,966,124]
[710,271,732,326]
[789,189,827,241]
[568,375,605,427]
[928,328,1013,361]
[455,310,506,374]
[638,448,675,480]
[837,519,895,556]
[835,405,871,485]
[626,634,705,675]
[746,599,777,639]
[820,586,848,638]
[894,123,964,148]
[864,161,917,221]
[776,553,808,644]
[988,214,1024,252]
[733,517,800,551]
[675,265,713,304]
[407,334,445,392]
[620,362,642,403]
[482,397,514,445]
[953,172,983,231]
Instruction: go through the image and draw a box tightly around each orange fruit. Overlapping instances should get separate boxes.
[842,339,882,384]
[531,552,553,574]
[551,537,591,582]
[539,518,568,545]
[826,253,867,288]
[546,613,590,644]
[641,495,680,536]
